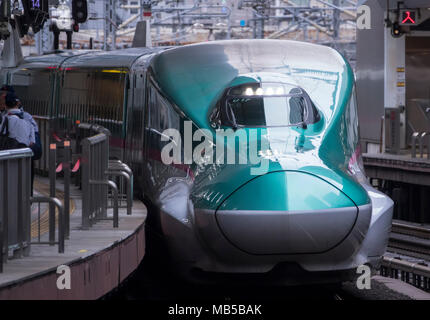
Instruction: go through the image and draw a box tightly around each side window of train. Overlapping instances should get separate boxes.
[148,84,159,131]
[146,82,182,157]
[146,84,159,156]
[10,68,53,117]
[60,68,126,138]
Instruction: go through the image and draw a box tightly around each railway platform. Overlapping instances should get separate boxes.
[0,177,146,300]
[363,152,430,186]
[363,152,430,224]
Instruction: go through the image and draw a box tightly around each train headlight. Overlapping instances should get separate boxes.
[265,87,274,95]
[244,88,254,96]
[275,87,284,95]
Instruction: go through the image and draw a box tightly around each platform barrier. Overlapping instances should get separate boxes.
[411,131,430,159]
[107,160,133,215]
[0,120,136,291]
[7,118,133,233]
[0,148,32,272]
[29,196,64,253]
[81,129,119,229]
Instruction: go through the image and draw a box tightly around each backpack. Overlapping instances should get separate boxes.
[0,117,27,151]
[31,131,43,160]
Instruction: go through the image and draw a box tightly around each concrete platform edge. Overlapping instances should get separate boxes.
[0,222,145,300]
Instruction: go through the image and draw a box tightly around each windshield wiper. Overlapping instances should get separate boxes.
[226,105,238,131]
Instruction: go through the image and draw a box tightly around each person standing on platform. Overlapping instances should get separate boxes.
[0,85,42,159]
[2,92,35,147]
[1,86,42,195]
[1,92,37,194]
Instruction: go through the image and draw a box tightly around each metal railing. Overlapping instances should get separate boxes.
[33,120,131,230]
[80,127,119,229]
[0,148,32,272]
[0,120,133,272]
[29,142,66,252]
[107,160,133,216]
[411,131,430,159]
[30,196,64,253]
[0,146,68,272]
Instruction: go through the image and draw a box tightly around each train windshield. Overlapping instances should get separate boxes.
[220,83,319,128]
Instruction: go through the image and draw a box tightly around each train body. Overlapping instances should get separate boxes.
[1,40,393,284]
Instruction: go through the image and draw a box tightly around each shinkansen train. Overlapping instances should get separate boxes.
[1,39,393,284]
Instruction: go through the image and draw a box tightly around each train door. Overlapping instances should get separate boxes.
[125,69,146,194]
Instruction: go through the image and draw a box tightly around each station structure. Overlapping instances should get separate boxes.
[1,0,430,300]
[356,0,430,224]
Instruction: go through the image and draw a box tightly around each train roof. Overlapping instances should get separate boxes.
[19,47,168,69]
[18,50,95,68]
[60,47,167,69]
[149,39,351,129]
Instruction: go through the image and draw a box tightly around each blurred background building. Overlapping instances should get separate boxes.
[16,0,359,67]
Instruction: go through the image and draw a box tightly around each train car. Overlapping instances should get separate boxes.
[1,39,393,285]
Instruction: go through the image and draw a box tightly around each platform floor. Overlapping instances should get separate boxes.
[363,152,430,186]
[364,152,430,167]
[0,176,147,298]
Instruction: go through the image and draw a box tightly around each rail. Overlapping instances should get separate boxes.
[384,220,430,291]
[388,220,430,260]
[392,221,430,240]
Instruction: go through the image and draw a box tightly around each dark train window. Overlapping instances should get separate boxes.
[217,82,320,128]
[59,68,127,136]
[10,68,53,117]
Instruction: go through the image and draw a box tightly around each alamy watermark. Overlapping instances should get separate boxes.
[357,5,371,30]
[56,265,71,290]
[356,264,372,290]
[160,121,271,176]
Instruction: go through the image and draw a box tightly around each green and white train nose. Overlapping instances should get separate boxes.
[213,170,371,255]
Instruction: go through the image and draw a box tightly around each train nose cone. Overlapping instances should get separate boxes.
[215,171,360,255]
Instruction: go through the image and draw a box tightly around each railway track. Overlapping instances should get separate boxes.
[388,220,430,260]
[383,220,430,291]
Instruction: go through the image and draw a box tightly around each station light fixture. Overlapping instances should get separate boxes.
[50,2,73,31]
[71,0,88,24]
[72,22,79,32]
[142,0,152,17]
[18,0,49,34]
[399,9,417,26]
[391,22,403,38]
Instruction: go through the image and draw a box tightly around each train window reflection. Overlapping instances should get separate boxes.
[221,82,318,128]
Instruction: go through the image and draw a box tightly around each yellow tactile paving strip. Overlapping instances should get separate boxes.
[30,180,75,239]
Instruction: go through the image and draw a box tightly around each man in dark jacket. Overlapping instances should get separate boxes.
[1,86,42,194]
[1,85,42,159]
